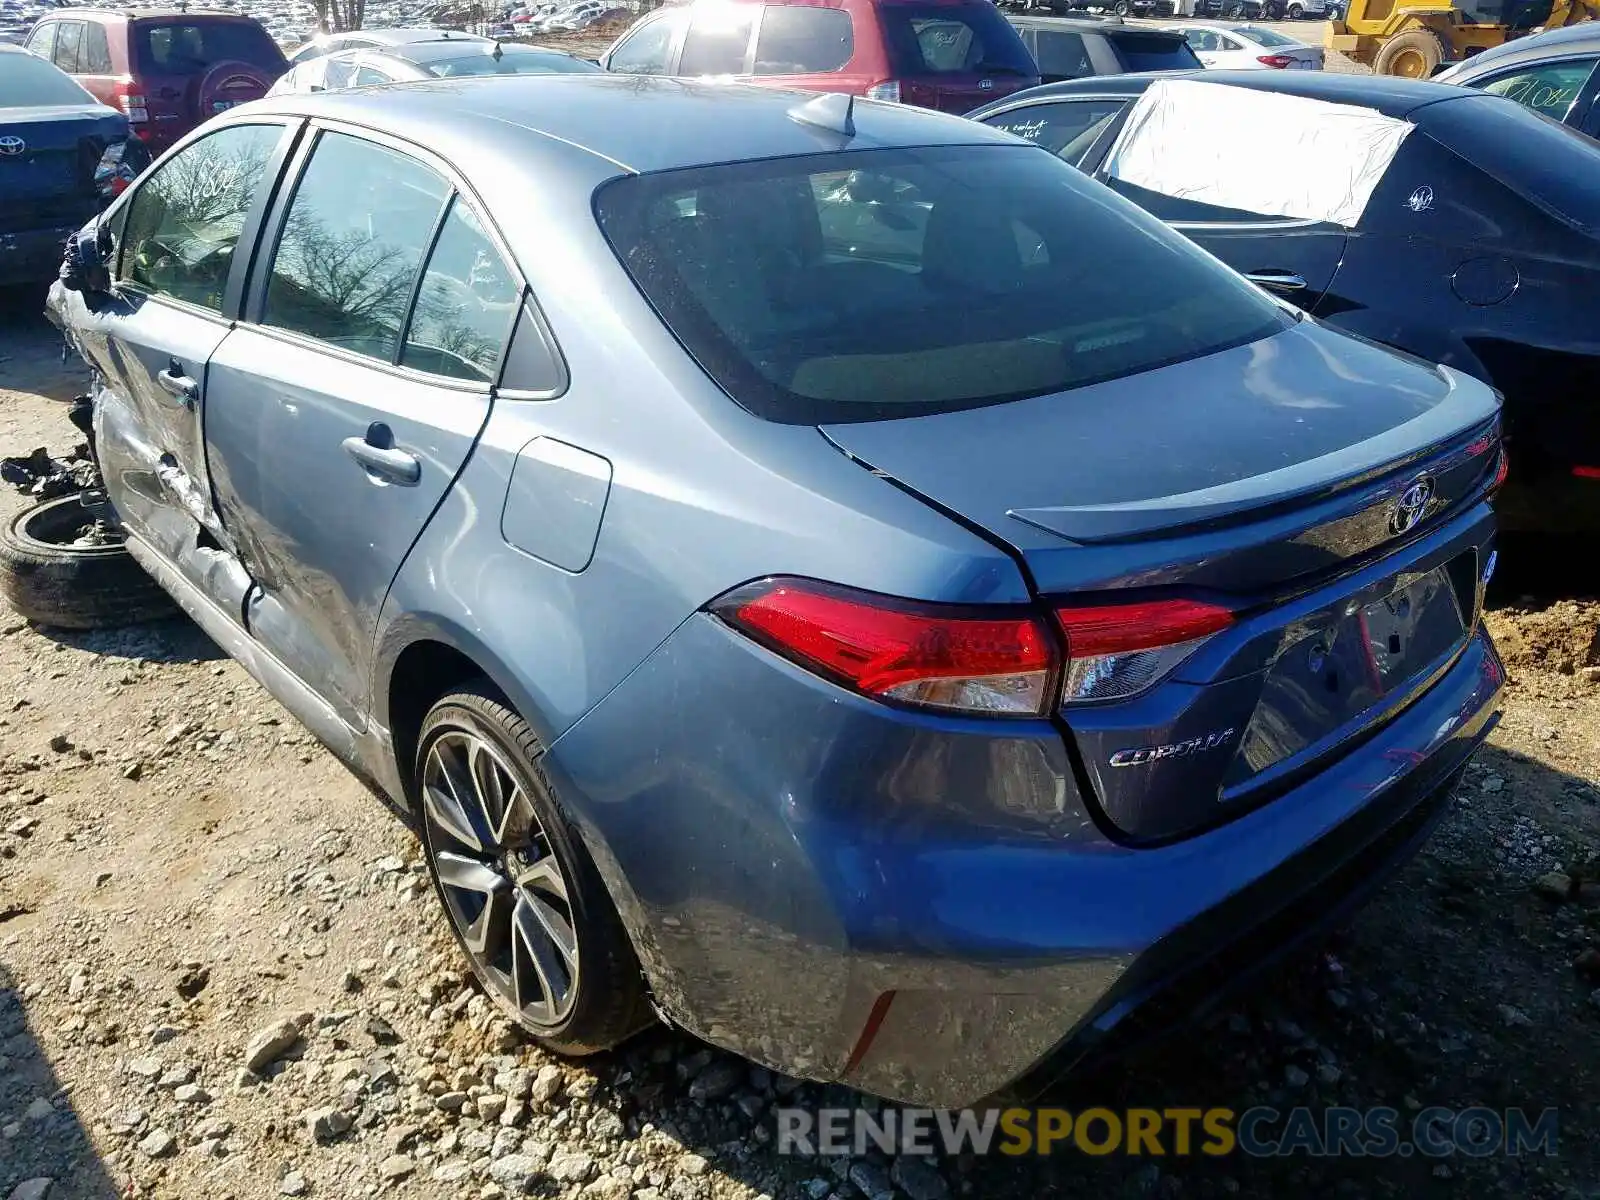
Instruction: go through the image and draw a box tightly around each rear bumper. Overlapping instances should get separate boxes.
[0,224,74,287]
[544,601,1503,1107]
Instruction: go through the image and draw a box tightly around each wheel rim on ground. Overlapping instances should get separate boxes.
[1391,47,1428,76]
[421,728,580,1028]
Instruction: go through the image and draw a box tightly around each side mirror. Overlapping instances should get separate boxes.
[60,220,114,296]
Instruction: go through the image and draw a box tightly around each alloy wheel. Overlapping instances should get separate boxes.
[420,728,580,1028]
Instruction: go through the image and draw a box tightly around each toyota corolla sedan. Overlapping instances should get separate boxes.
[47,76,1504,1106]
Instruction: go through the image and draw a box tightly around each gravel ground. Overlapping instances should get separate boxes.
[4,208,1600,1200]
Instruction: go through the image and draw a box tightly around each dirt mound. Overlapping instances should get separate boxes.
[1485,598,1600,674]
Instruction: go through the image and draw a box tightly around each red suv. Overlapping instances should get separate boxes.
[599,0,1040,113]
[22,9,287,153]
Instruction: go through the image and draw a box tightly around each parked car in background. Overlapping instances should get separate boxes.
[600,0,1039,112]
[1175,22,1324,68]
[50,71,1504,1107]
[1007,16,1199,82]
[971,70,1600,533]
[22,8,286,153]
[0,41,147,286]
[1183,0,1264,18]
[267,40,602,93]
[1433,23,1600,133]
[285,26,490,66]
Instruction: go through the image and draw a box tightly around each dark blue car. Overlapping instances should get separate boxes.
[0,41,146,287]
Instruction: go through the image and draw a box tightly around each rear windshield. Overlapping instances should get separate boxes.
[135,20,285,74]
[1110,32,1202,71]
[0,52,93,105]
[596,145,1289,423]
[1422,93,1600,233]
[1237,25,1301,46]
[416,46,601,75]
[880,5,1035,77]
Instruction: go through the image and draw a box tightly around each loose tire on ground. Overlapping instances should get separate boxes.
[1373,28,1445,78]
[416,682,653,1056]
[0,496,177,630]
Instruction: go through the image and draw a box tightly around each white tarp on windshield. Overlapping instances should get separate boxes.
[1101,78,1414,229]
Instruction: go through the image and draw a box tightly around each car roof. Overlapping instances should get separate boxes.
[1440,23,1600,76]
[47,6,255,18]
[354,27,492,44]
[247,73,1016,175]
[1007,14,1185,35]
[985,69,1472,115]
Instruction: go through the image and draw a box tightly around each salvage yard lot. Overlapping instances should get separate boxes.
[2,284,1600,1200]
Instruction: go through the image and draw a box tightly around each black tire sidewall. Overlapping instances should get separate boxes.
[0,497,176,629]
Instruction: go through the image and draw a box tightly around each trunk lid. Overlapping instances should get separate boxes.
[0,103,127,232]
[822,320,1502,842]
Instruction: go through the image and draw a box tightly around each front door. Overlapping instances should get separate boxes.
[73,120,293,582]
[203,127,521,725]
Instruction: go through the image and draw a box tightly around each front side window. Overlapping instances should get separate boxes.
[263,131,450,362]
[1476,58,1598,122]
[753,5,853,74]
[606,13,682,74]
[880,4,1034,76]
[597,145,1288,423]
[401,198,521,382]
[24,21,58,61]
[51,21,83,72]
[979,100,1127,166]
[118,122,284,310]
[679,2,755,75]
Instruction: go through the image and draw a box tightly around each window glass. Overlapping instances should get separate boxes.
[1184,29,1221,52]
[596,145,1289,424]
[135,20,284,74]
[1030,30,1091,78]
[24,22,57,62]
[52,21,83,72]
[401,198,520,382]
[264,131,449,362]
[1238,25,1300,47]
[753,6,853,74]
[1477,58,1597,121]
[0,47,95,104]
[606,13,681,74]
[321,59,357,88]
[880,4,1033,75]
[1112,32,1202,71]
[417,46,602,75]
[679,2,754,74]
[119,123,283,310]
[80,23,113,74]
[980,100,1126,166]
[354,65,391,85]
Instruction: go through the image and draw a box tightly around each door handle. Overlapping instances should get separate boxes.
[1245,270,1308,293]
[156,360,199,408]
[342,422,420,486]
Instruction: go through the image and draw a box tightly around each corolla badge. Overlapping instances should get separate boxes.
[0,136,25,157]
[1109,728,1237,768]
[1388,475,1435,536]
[1406,185,1434,213]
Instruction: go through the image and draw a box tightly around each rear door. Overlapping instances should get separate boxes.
[203,125,519,724]
[83,120,296,589]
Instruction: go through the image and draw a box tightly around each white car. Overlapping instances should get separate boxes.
[284,25,490,66]
[1173,22,1325,69]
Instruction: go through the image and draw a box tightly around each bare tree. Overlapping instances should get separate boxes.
[310,0,367,33]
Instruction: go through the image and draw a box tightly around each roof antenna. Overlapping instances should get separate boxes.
[492,40,503,59]
[788,91,855,139]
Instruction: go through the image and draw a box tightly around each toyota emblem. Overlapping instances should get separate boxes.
[0,136,25,157]
[1388,475,1435,535]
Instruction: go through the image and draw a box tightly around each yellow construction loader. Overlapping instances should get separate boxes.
[1326,0,1600,76]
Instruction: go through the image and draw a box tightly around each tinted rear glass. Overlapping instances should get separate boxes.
[596,145,1289,423]
[135,20,285,73]
[0,52,94,104]
[1422,93,1600,233]
[880,5,1034,76]
[1111,32,1201,71]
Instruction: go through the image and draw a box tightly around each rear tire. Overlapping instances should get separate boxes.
[0,496,177,630]
[415,683,653,1056]
[1373,28,1444,77]
[1287,2,1304,15]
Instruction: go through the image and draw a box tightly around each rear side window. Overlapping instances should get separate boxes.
[1474,58,1598,121]
[596,145,1288,423]
[1110,32,1202,71]
[401,197,521,382]
[81,23,113,74]
[679,2,755,74]
[354,65,392,85]
[606,13,681,74]
[1030,30,1092,78]
[118,123,284,310]
[136,20,285,74]
[264,131,450,362]
[980,99,1126,165]
[52,21,83,72]
[753,5,853,74]
[0,50,94,105]
[879,5,1034,76]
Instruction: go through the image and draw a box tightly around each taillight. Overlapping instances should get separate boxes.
[1055,599,1234,704]
[1257,54,1296,68]
[865,80,901,103]
[111,78,149,124]
[1493,449,1509,490]
[715,578,1056,716]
